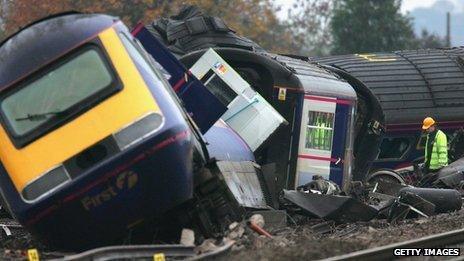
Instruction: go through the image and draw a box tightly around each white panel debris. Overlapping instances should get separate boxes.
[190,49,287,151]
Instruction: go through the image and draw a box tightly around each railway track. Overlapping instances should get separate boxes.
[323,228,464,261]
[51,240,235,261]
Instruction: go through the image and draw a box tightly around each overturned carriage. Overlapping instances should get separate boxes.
[316,48,464,180]
[136,7,385,191]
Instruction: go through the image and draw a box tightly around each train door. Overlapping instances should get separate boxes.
[295,95,352,187]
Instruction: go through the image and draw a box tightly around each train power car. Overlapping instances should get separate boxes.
[316,48,464,184]
[0,13,202,249]
[134,7,385,192]
[0,13,269,250]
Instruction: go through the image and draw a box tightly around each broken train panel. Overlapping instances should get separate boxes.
[131,25,272,210]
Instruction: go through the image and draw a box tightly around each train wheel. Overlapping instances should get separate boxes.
[367,169,406,194]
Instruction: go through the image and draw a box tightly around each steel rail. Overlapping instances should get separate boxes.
[188,240,235,260]
[52,240,235,261]
[322,228,464,261]
[56,244,195,261]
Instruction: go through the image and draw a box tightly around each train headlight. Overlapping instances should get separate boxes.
[22,165,70,201]
[113,112,164,150]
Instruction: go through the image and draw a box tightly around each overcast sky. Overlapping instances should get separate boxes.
[275,0,464,15]
[275,0,464,46]
[401,0,463,13]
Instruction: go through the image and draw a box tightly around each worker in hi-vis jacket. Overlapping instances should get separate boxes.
[420,117,448,186]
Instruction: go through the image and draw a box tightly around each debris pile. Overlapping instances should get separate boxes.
[216,197,464,260]
[280,174,462,226]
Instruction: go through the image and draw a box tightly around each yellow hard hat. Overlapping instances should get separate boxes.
[422,117,436,130]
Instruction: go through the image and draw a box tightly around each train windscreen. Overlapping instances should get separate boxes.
[1,47,118,145]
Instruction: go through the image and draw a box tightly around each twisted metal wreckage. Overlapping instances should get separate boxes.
[0,6,463,253]
[134,5,464,224]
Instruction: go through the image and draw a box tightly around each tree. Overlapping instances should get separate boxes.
[2,0,297,54]
[330,0,417,54]
[287,0,333,56]
[0,0,7,41]
[2,0,171,33]
[415,29,446,49]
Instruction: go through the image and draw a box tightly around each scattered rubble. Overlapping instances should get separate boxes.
[281,189,378,223]
[297,175,341,195]
[220,208,464,260]
[1,205,464,260]
[251,210,287,230]
[248,214,265,229]
[180,228,195,246]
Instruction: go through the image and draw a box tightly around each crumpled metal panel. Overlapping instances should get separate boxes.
[282,190,378,223]
[217,161,268,209]
[190,49,287,151]
[434,157,464,188]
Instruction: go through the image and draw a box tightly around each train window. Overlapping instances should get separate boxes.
[377,137,411,160]
[1,47,118,141]
[304,111,334,151]
[202,70,237,106]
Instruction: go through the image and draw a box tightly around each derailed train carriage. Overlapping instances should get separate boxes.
[316,48,464,183]
[181,50,382,189]
[0,13,271,250]
[134,6,385,192]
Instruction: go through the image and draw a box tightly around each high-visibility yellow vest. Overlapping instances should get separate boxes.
[425,130,448,170]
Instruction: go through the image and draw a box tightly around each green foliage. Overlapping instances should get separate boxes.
[330,0,417,54]
[0,0,446,55]
[2,0,299,54]
[287,0,333,56]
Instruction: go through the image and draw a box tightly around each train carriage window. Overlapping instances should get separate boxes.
[377,137,411,160]
[201,70,237,106]
[0,46,119,145]
[305,111,334,151]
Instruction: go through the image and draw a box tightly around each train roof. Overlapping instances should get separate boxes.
[0,13,119,91]
[181,48,357,101]
[315,47,464,124]
[143,6,356,101]
[266,53,357,100]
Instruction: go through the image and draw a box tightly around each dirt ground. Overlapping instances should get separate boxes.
[222,208,464,260]
[1,208,464,260]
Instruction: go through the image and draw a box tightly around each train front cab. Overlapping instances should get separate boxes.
[0,14,203,249]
